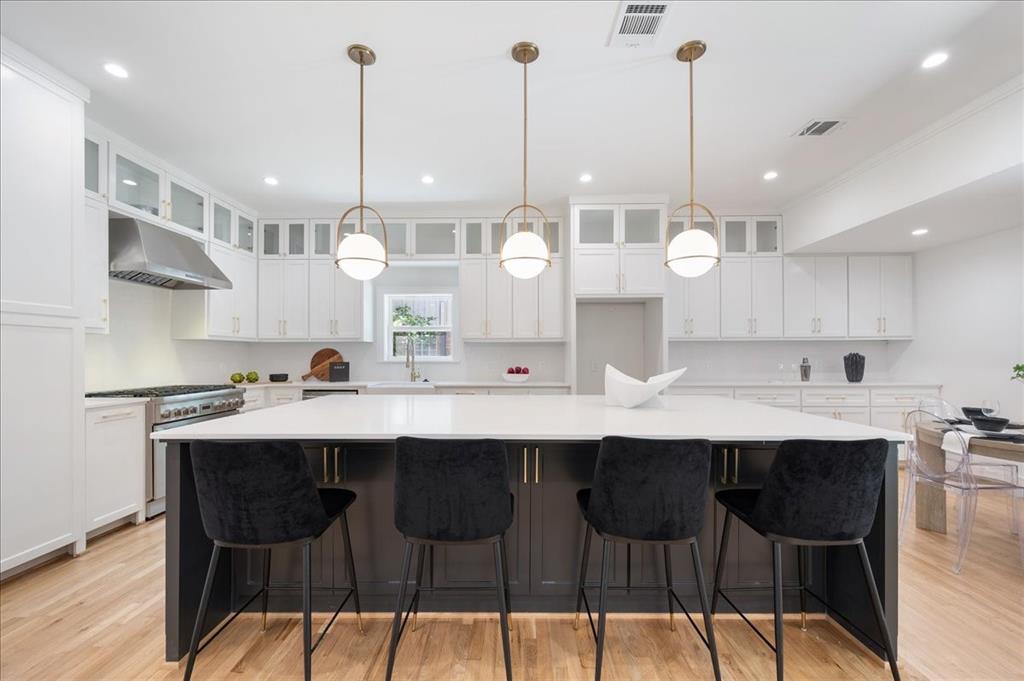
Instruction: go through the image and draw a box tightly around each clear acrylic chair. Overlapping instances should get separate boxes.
[899,408,1024,573]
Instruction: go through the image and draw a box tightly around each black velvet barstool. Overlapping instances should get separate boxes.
[386,437,515,681]
[575,436,721,681]
[183,441,363,681]
[711,439,900,681]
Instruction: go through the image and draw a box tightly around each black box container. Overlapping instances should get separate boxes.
[329,361,350,382]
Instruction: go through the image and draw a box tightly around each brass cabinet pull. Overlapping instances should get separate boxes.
[523,447,528,484]
[322,447,328,483]
[732,448,739,484]
[721,448,728,485]
[334,447,340,483]
[534,447,540,484]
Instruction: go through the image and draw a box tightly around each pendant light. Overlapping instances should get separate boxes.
[498,42,551,280]
[665,40,719,278]
[335,44,389,281]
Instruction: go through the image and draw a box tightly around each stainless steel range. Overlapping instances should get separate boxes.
[84,384,244,517]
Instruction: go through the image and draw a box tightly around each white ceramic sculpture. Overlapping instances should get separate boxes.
[603,365,688,409]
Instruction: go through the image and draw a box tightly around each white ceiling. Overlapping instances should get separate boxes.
[1,1,1021,216]
[795,164,1024,254]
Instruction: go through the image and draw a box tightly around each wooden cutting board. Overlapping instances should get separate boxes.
[303,348,343,381]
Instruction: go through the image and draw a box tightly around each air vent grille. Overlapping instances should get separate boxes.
[608,1,670,47]
[793,119,846,137]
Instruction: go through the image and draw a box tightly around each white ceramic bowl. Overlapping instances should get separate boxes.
[502,373,530,383]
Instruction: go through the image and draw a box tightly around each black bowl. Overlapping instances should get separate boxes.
[269,373,289,383]
[961,406,986,419]
[971,415,1009,432]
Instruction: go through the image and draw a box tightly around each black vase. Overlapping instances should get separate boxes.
[844,353,865,383]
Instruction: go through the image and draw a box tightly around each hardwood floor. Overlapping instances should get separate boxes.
[1,474,1021,680]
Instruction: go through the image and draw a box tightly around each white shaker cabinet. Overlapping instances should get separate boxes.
[485,260,513,339]
[511,258,564,339]
[783,256,848,338]
[82,197,110,333]
[666,265,719,339]
[258,259,309,339]
[721,257,783,338]
[309,260,369,340]
[574,249,620,295]
[170,244,257,340]
[849,255,913,338]
[85,402,146,533]
[459,259,488,339]
[572,203,666,296]
[512,274,539,338]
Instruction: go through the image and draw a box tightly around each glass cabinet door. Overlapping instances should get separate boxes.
[668,217,716,244]
[413,221,458,257]
[462,220,485,257]
[212,202,233,245]
[367,221,408,257]
[285,221,307,257]
[84,136,106,199]
[538,219,561,255]
[489,220,509,256]
[237,215,255,253]
[753,217,781,255]
[113,152,161,217]
[722,218,750,255]
[621,206,664,247]
[260,221,282,257]
[310,220,335,258]
[168,177,207,235]
[575,206,616,247]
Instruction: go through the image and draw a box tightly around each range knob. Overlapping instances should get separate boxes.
[160,409,171,418]
[173,408,182,417]
[189,406,198,414]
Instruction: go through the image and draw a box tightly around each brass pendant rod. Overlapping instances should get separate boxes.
[359,61,365,232]
[688,56,694,226]
[522,59,527,231]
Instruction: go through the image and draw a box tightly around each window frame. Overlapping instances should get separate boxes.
[380,289,458,363]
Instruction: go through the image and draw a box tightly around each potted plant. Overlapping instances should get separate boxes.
[1013,363,1024,382]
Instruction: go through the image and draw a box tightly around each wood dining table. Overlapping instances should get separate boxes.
[914,422,1024,532]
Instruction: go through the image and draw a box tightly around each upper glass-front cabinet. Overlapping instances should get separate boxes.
[84,135,107,200]
[668,217,716,243]
[212,201,233,245]
[167,176,207,236]
[462,220,485,257]
[211,199,256,255]
[621,205,664,247]
[112,149,161,218]
[721,216,781,256]
[574,206,617,248]
[237,214,255,254]
[413,221,458,258]
[574,204,663,249]
[259,220,307,258]
[310,220,336,259]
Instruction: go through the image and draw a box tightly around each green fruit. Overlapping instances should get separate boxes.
[245,371,259,383]
[230,372,244,384]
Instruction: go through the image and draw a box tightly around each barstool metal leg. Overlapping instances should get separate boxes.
[261,547,271,632]
[594,539,612,681]
[183,544,220,681]
[494,540,513,681]
[574,523,593,630]
[690,542,722,681]
[302,543,312,681]
[856,541,902,681]
[385,541,413,681]
[711,511,732,615]
[411,544,426,631]
[663,545,675,631]
[500,534,512,623]
[339,513,364,634]
[797,545,807,631]
[771,541,784,681]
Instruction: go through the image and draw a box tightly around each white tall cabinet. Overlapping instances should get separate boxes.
[1,40,89,572]
[665,266,720,338]
[783,256,848,337]
[720,257,783,338]
[848,255,913,338]
[258,259,309,339]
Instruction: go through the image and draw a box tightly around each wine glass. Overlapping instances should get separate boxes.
[981,400,1000,417]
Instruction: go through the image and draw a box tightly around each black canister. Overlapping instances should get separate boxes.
[844,353,865,383]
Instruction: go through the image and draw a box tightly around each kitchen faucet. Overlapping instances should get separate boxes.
[405,338,421,382]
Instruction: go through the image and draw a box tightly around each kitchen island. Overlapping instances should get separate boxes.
[155,394,908,662]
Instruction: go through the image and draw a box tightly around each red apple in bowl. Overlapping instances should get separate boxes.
[522,367,530,374]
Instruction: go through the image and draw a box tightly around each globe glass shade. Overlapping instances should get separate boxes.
[666,229,719,278]
[500,230,549,279]
[336,232,387,280]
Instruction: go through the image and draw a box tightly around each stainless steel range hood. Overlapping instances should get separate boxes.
[108,217,231,290]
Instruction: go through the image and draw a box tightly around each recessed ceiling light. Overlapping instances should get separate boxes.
[921,52,948,69]
[420,175,434,185]
[121,179,137,186]
[911,228,929,236]
[103,62,129,79]
[763,170,779,181]
[263,176,279,186]
[579,173,593,183]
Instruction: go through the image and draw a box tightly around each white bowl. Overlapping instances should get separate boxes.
[502,373,530,383]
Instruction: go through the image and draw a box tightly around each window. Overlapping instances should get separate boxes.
[385,293,454,361]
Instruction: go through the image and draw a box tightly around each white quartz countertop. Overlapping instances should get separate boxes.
[85,397,150,409]
[152,394,910,442]
[242,380,571,389]
[670,380,940,388]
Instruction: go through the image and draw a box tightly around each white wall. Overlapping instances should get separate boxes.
[888,225,1024,419]
[668,340,896,383]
